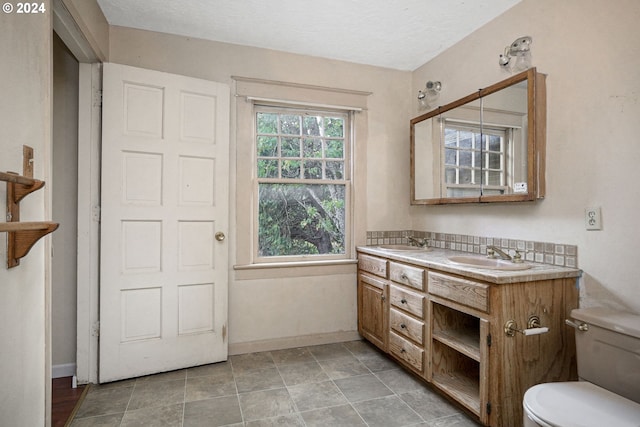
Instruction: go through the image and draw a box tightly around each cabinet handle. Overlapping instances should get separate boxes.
[400,348,406,353]
[381,295,386,301]
[565,319,588,331]
[401,273,408,280]
[401,298,407,304]
[400,323,407,329]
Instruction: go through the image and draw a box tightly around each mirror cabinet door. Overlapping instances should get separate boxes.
[413,116,440,200]
[440,99,482,200]
[479,80,528,197]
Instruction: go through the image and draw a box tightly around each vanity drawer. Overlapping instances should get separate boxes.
[390,308,424,345]
[389,285,424,318]
[389,331,424,373]
[358,254,387,278]
[428,271,489,312]
[389,262,425,291]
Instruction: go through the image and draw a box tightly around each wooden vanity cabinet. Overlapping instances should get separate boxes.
[356,251,579,427]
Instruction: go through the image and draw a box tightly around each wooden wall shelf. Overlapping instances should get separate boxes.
[1,146,59,268]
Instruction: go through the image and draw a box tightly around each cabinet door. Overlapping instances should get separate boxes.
[358,272,388,351]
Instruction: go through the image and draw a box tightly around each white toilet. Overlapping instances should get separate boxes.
[523,307,640,427]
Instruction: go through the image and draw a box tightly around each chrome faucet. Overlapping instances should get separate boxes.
[486,245,512,260]
[408,236,429,248]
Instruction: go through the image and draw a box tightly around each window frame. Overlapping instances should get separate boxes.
[252,104,354,264]
[440,119,511,197]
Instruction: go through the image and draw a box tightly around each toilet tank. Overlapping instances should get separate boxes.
[570,307,640,404]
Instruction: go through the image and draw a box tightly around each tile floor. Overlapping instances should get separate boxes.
[70,340,482,427]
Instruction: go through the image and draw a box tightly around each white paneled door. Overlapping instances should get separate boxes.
[99,63,230,382]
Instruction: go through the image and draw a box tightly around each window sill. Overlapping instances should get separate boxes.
[233,258,358,280]
[234,258,357,270]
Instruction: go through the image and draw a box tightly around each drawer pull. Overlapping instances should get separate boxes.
[400,348,406,353]
[401,298,407,304]
[401,273,408,280]
[400,323,407,329]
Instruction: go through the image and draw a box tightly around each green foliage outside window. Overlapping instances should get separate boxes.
[256,110,348,257]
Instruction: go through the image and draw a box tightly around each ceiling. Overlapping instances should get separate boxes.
[96,0,522,71]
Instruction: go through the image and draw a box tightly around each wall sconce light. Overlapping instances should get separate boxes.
[418,80,441,110]
[498,36,532,73]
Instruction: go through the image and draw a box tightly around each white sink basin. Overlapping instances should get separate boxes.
[448,255,531,271]
[377,244,429,251]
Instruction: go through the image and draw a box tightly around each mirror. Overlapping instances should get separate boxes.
[411,68,546,204]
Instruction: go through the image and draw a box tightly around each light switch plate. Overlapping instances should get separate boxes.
[585,207,602,230]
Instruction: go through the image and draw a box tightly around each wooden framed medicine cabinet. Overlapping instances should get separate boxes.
[411,68,546,205]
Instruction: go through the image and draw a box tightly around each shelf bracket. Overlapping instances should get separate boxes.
[5,172,45,221]
[6,222,59,268]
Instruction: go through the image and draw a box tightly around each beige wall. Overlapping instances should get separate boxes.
[0,6,52,425]
[108,26,412,350]
[52,33,79,370]
[411,0,640,313]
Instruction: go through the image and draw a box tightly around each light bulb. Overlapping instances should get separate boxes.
[513,53,531,72]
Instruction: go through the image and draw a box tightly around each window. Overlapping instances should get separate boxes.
[442,121,509,197]
[255,106,351,261]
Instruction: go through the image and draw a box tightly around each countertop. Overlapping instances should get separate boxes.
[357,246,582,285]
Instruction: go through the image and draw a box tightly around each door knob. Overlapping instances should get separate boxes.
[215,232,225,242]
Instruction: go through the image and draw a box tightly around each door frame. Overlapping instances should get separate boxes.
[75,62,102,384]
[52,0,102,385]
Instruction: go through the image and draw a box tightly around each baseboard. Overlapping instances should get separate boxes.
[52,363,76,379]
[229,330,361,355]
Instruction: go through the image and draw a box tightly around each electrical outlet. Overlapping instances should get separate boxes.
[514,182,528,193]
[585,207,602,230]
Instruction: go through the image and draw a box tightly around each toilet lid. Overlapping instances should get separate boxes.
[523,382,640,427]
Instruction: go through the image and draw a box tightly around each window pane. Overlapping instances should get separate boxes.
[488,135,501,152]
[281,160,300,178]
[445,148,456,165]
[258,183,346,256]
[474,151,482,168]
[303,161,322,179]
[303,138,322,158]
[445,167,456,184]
[459,132,473,149]
[303,116,321,136]
[258,159,279,178]
[257,113,278,134]
[488,152,502,169]
[459,169,472,184]
[444,129,457,147]
[326,161,344,180]
[487,170,502,186]
[280,114,301,135]
[257,136,278,157]
[325,140,344,158]
[459,151,472,167]
[324,117,344,137]
[281,138,301,157]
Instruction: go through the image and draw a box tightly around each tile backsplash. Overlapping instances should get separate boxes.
[366,230,578,268]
